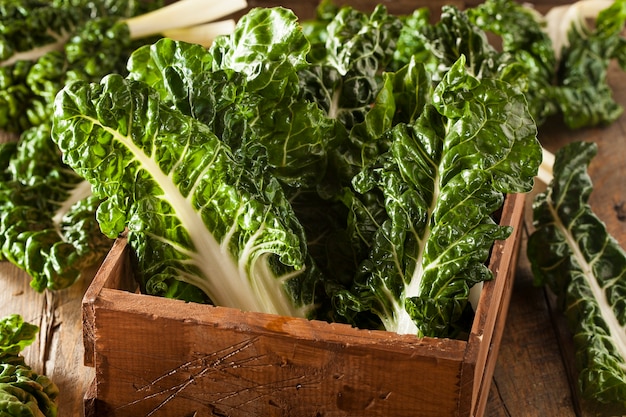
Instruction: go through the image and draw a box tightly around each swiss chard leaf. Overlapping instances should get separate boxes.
[0,124,112,291]
[0,315,38,365]
[528,141,626,415]
[554,0,626,128]
[298,4,403,195]
[52,73,325,318]
[468,0,559,125]
[129,10,342,190]
[0,315,59,417]
[335,57,541,337]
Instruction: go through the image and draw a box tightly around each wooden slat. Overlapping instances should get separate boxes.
[464,193,526,417]
[88,287,467,416]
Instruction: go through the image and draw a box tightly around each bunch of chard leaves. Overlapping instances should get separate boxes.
[0,0,164,133]
[528,142,626,416]
[52,4,541,338]
[0,125,112,291]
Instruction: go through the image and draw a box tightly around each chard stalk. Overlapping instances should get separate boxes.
[162,20,237,47]
[544,0,614,58]
[0,30,71,67]
[126,0,247,39]
[537,147,555,185]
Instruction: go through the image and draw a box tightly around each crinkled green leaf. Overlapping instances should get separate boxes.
[414,5,504,82]
[433,58,541,194]
[0,125,112,291]
[0,0,162,133]
[0,315,38,365]
[555,0,626,128]
[0,366,59,417]
[0,314,58,417]
[210,7,310,100]
[335,57,540,337]
[389,7,431,72]
[0,363,58,417]
[528,141,626,415]
[298,5,403,195]
[129,17,342,190]
[52,74,325,317]
[468,0,559,125]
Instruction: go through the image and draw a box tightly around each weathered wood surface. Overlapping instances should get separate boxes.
[0,259,96,416]
[0,2,625,417]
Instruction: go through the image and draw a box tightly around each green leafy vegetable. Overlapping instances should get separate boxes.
[0,124,112,291]
[334,57,540,337]
[469,0,626,129]
[468,0,559,125]
[528,141,626,416]
[551,0,626,128]
[0,0,250,292]
[0,314,59,417]
[0,315,38,365]
[52,72,324,316]
[50,4,542,338]
[0,0,166,133]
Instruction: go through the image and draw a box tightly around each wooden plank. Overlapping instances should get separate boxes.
[468,194,525,417]
[461,193,526,417]
[88,287,467,416]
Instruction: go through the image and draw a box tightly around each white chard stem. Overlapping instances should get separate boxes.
[537,147,555,185]
[162,20,237,47]
[544,0,614,58]
[126,0,248,39]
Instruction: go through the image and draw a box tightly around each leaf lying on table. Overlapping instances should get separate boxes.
[467,0,626,129]
[0,0,166,133]
[528,141,626,416]
[0,314,59,417]
[0,124,113,291]
[550,0,626,129]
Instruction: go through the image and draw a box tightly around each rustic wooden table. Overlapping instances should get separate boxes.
[1,3,625,417]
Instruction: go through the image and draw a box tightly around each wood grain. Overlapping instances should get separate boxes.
[0,262,96,417]
[82,193,522,417]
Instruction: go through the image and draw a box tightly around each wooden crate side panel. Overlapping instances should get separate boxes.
[459,193,526,416]
[83,237,135,367]
[91,294,466,417]
[471,220,522,417]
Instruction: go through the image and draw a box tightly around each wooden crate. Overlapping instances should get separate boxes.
[82,192,525,417]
